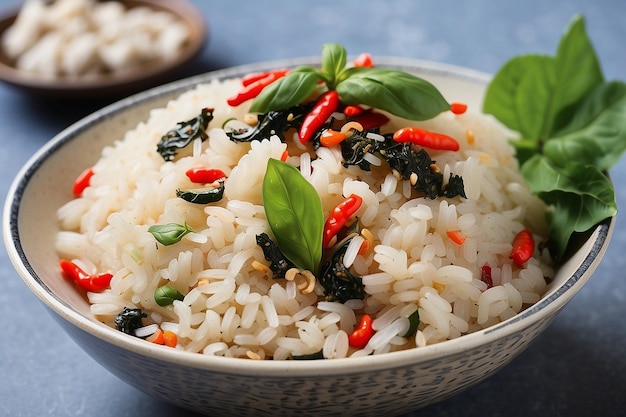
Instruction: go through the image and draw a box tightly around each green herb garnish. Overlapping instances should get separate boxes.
[335,68,450,121]
[154,285,185,306]
[262,158,324,274]
[250,67,322,114]
[148,222,194,246]
[250,43,450,121]
[483,14,626,260]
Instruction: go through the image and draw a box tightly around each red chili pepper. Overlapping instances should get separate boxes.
[450,102,468,115]
[280,149,289,162]
[89,272,114,291]
[185,167,226,184]
[351,110,390,131]
[322,194,363,248]
[353,52,374,68]
[227,71,288,107]
[348,314,375,348]
[241,68,290,87]
[392,127,460,151]
[299,90,340,143]
[510,229,535,265]
[481,265,493,288]
[60,259,112,292]
[343,105,365,117]
[73,167,94,197]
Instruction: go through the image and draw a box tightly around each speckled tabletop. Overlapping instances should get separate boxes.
[1,1,625,416]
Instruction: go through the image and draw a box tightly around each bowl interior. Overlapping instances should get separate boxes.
[7,90,173,316]
[3,58,614,374]
[0,0,207,98]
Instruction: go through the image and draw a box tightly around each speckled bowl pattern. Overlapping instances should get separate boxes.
[3,58,614,416]
[0,0,207,98]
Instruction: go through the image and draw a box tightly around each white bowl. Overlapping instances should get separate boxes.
[3,58,614,416]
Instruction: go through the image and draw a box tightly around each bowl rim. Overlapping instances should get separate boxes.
[3,56,614,376]
[0,0,208,98]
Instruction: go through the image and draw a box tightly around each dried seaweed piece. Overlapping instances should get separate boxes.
[157,107,214,161]
[319,238,365,303]
[226,104,310,143]
[114,307,147,336]
[176,180,225,204]
[340,129,392,171]
[256,232,296,278]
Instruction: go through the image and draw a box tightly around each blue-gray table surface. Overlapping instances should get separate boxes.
[1,1,625,416]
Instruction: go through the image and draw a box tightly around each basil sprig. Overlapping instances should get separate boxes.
[148,222,194,246]
[262,158,324,274]
[249,67,321,114]
[484,14,626,260]
[250,43,450,121]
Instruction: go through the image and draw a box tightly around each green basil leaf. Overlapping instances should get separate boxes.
[514,58,557,141]
[510,136,545,167]
[484,55,549,138]
[262,158,324,274]
[521,155,616,259]
[336,68,449,120]
[484,14,618,262]
[484,15,603,143]
[321,43,347,88]
[148,222,194,246]
[550,14,604,133]
[154,285,185,306]
[249,69,323,113]
[544,81,626,171]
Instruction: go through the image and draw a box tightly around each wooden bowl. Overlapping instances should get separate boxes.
[0,0,207,98]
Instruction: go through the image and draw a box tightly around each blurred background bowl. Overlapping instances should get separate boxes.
[0,0,207,98]
[3,58,614,416]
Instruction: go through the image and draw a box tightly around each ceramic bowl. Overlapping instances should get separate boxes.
[0,0,207,98]
[3,58,614,417]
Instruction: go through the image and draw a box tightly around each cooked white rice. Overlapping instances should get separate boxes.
[55,77,554,359]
